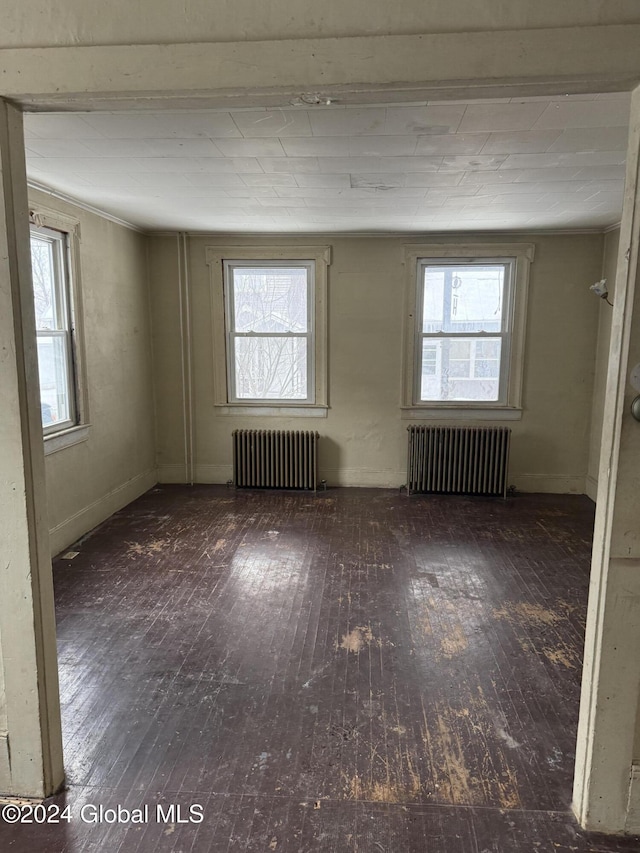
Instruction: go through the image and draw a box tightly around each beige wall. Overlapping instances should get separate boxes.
[0,630,5,799]
[0,633,5,734]
[149,231,603,493]
[587,228,621,500]
[29,190,157,555]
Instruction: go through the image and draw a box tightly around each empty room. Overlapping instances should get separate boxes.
[2,4,640,852]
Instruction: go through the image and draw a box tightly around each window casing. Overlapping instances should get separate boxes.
[30,225,77,435]
[402,243,534,420]
[223,260,315,404]
[28,204,89,452]
[207,245,329,416]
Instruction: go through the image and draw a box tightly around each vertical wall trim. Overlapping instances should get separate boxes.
[0,99,64,797]
[176,232,194,486]
[145,236,159,476]
[183,233,194,486]
[573,84,640,832]
[176,234,185,481]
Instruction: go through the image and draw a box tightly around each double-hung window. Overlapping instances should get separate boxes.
[402,243,534,419]
[30,225,77,433]
[224,261,314,403]
[417,259,511,404]
[207,245,329,415]
[28,205,88,452]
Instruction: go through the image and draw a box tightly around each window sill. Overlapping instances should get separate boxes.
[44,424,90,455]
[215,405,328,418]
[401,406,522,421]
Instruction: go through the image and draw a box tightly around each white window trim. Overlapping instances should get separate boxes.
[401,242,534,421]
[223,259,315,405]
[32,224,77,434]
[30,204,91,448]
[414,256,514,407]
[206,245,330,416]
[43,424,90,456]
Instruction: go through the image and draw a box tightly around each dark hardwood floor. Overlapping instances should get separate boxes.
[1,485,638,851]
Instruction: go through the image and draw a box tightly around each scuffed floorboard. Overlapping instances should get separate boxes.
[1,486,638,851]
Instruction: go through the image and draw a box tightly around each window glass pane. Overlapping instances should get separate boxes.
[420,337,502,402]
[449,339,471,359]
[232,267,308,333]
[476,339,500,359]
[420,340,441,399]
[234,336,307,399]
[37,334,71,424]
[30,237,59,330]
[449,357,471,378]
[423,264,505,333]
[422,344,437,377]
[475,359,500,378]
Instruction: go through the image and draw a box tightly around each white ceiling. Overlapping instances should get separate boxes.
[24,93,630,233]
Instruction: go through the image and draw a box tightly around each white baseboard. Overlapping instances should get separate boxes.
[196,464,233,484]
[159,464,586,494]
[585,474,599,502]
[157,464,191,483]
[321,467,406,488]
[48,468,157,557]
[202,465,404,487]
[157,464,232,484]
[510,474,586,495]
[160,464,405,488]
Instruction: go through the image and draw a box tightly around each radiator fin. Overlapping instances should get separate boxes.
[233,429,319,490]
[407,426,511,498]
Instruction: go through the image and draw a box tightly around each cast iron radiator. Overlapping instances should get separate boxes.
[232,429,320,490]
[407,425,511,497]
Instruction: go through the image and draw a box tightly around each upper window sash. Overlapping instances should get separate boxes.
[31,225,71,332]
[416,258,513,336]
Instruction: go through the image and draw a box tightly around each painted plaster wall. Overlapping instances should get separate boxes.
[0,637,7,787]
[149,231,602,493]
[29,190,157,555]
[587,229,620,501]
[0,631,7,786]
[0,633,5,733]
[1,2,640,48]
